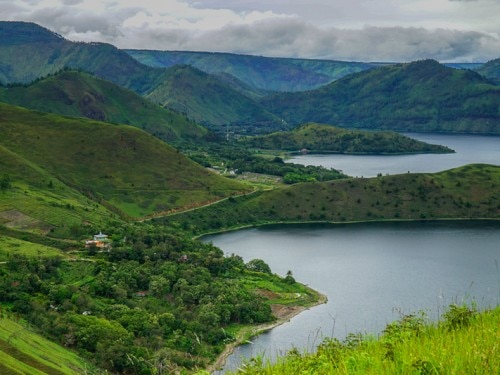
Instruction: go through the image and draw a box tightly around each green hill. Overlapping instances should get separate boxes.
[159,164,500,234]
[476,58,500,85]
[145,65,285,133]
[262,60,500,134]
[239,123,454,154]
[0,103,247,220]
[126,49,375,92]
[0,70,207,144]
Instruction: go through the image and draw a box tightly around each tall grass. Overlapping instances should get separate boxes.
[221,304,499,374]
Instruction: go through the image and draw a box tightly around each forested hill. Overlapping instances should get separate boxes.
[476,58,500,85]
[126,49,376,92]
[0,70,207,144]
[261,59,500,134]
[239,123,454,154]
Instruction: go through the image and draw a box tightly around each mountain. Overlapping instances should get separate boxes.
[476,58,500,85]
[0,103,247,220]
[261,60,500,134]
[0,70,207,144]
[239,123,454,154]
[126,49,376,92]
[145,65,285,133]
[0,21,167,94]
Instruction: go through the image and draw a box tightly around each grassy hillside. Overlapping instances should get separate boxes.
[219,305,499,375]
[126,50,375,92]
[239,123,454,154]
[0,315,95,375]
[262,60,500,134]
[159,164,500,234]
[145,65,284,133]
[0,70,207,144]
[0,103,247,219]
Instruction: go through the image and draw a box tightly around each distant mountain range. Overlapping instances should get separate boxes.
[1,21,499,135]
[125,49,378,92]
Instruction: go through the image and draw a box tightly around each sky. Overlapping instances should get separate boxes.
[2,0,500,62]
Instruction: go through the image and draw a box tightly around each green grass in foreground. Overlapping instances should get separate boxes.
[0,314,95,375]
[217,305,499,375]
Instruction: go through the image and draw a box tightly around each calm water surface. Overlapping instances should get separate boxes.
[289,133,500,177]
[204,221,500,373]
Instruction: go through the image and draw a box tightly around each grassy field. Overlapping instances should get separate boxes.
[0,315,95,375]
[216,305,499,374]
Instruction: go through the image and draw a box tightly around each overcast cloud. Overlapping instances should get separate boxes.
[2,0,499,62]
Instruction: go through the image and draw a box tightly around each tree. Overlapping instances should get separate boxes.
[246,259,272,274]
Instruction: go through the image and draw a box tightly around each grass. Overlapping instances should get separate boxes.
[0,314,95,375]
[0,236,63,261]
[218,305,499,374]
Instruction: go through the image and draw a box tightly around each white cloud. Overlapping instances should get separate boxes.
[2,0,499,61]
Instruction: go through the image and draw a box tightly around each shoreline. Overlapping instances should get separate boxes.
[206,291,328,374]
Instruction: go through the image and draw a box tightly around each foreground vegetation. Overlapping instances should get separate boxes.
[215,304,499,375]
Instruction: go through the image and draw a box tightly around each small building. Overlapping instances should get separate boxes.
[85,232,110,249]
[93,232,108,241]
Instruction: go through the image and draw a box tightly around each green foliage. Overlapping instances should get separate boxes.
[0,221,314,373]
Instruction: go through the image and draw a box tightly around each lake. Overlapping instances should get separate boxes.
[204,133,500,373]
[203,221,500,373]
[288,133,500,177]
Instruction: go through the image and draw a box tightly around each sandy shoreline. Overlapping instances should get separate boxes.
[206,291,328,373]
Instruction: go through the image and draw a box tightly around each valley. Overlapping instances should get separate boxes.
[0,20,499,375]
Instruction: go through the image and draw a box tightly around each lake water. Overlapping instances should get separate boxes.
[204,221,500,373]
[288,133,500,177]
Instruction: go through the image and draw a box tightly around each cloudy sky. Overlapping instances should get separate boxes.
[3,0,500,62]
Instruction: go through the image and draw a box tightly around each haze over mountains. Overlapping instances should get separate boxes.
[1,20,499,135]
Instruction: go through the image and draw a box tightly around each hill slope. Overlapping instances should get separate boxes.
[159,164,500,233]
[239,123,454,154]
[0,70,207,144]
[145,65,285,132]
[262,60,500,134]
[0,103,247,219]
[126,49,375,92]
